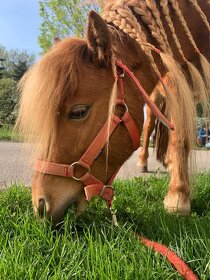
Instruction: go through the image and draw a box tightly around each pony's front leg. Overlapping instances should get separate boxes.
[137,91,164,172]
[163,130,191,215]
[137,104,156,173]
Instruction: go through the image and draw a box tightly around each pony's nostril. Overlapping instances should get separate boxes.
[38,198,46,218]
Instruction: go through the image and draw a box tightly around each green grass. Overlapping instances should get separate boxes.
[0,174,210,279]
[0,125,19,141]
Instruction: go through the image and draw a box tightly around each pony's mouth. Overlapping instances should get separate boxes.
[36,196,88,225]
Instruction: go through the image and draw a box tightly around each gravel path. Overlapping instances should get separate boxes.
[0,142,32,187]
[0,141,210,187]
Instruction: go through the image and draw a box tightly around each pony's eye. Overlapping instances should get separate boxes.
[68,105,90,120]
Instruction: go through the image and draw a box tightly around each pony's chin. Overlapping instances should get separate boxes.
[54,199,88,225]
[75,198,88,218]
[34,195,88,226]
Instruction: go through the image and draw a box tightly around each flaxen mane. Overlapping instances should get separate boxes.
[16,38,90,159]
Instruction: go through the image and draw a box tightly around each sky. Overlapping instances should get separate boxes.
[0,0,42,56]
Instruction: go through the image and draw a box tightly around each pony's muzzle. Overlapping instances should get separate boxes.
[38,198,46,218]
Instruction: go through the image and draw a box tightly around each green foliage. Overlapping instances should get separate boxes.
[0,46,35,125]
[196,103,203,118]
[197,117,209,128]
[0,125,19,141]
[0,174,210,279]
[0,78,18,125]
[0,58,5,79]
[12,60,29,81]
[38,0,101,52]
[0,45,35,80]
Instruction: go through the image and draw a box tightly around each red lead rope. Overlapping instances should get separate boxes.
[136,235,198,280]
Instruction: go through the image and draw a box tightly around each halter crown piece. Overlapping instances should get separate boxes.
[34,61,174,210]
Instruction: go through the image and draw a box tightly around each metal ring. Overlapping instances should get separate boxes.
[123,103,128,112]
[99,185,115,200]
[99,185,114,195]
[70,161,91,181]
[115,100,129,112]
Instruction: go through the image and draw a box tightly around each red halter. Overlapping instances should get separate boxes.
[34,60,174,208]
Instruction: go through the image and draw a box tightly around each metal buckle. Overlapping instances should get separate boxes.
[70,161,91,181]
[99,185,115,200]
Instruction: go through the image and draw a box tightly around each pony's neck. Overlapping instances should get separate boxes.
[110,28,143,68]
[110,28,160,95]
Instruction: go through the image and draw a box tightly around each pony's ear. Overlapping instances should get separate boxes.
[86,10,112,65]
[54,36,61,45]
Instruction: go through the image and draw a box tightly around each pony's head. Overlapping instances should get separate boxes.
[17,11,144,224]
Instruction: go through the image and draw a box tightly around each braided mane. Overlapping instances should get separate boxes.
[103,0,210,161]
[103,0,210,97]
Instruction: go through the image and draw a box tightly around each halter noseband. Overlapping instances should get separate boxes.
[34,60,174,209]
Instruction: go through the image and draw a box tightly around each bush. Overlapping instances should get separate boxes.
[0,78,18,125]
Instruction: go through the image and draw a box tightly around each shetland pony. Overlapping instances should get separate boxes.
[17,0,210,224]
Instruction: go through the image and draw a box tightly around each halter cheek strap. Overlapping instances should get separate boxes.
[115,60,174,130]
[34,60,174,208]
